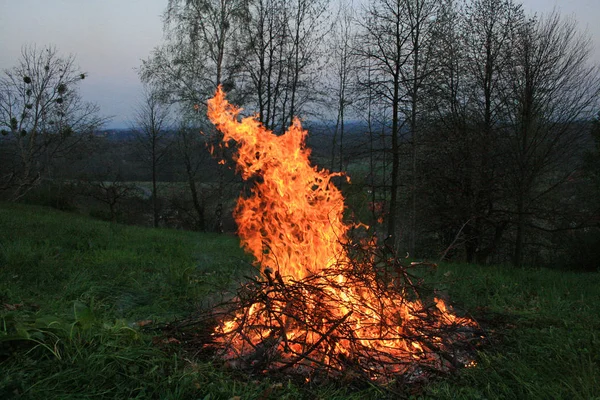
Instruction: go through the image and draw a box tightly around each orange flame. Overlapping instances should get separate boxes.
[208,87,348,280]
[206,87,477,380]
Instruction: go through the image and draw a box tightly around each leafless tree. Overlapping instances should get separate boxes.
[132,86,172,227]
[400,0,444,256]
[174,121,210,230]
[416,1,600,265]
[328,2,358,172]
[141,0,251,232]
[141,0,250,108]
[504,11,600,265]
[416,0,474,260]
[243,0,331,132]
[357,0,413,244]
[81,170,141,222]
[0,45,105,200]
[455,0,525,263]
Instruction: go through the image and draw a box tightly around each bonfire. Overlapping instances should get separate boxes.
[173,87,482,387]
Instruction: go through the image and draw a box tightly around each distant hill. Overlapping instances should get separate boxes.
[93,128,138,141]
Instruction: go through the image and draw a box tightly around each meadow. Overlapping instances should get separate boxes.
[1,202,599,399]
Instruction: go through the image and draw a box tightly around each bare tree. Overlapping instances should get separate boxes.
[415,0,480,259]
[400,0,444,256]
[243,0,286,130]
[412,0,522,262]
[141,0,251,232]
[329,3,357,172]
[174,121,210,230]
[504,11,600,265]
[457,0,524,263]
[141,0,250,107]
[0,45,105,200]
[132,86,172,227]
[284,0,331,128]
[81,170,141,222]
[357,0,413,245]
[243,0,331,133]
[415,1,600,265]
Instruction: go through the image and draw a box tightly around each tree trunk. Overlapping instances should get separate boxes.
[186,161,205,231]
[387,77,401,242]
[152,160,159,228]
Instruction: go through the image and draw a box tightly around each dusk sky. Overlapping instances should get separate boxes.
[1,0,599,129]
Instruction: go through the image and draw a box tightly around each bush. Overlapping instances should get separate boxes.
[20,181,78,212]
[554,228,600,272]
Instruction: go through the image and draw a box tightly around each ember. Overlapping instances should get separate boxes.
[203,87,481,385]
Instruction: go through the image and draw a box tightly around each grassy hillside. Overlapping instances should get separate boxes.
[1,202,599,399]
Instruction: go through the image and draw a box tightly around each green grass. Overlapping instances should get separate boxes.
[1,202,600,399]
[425,264,600,399]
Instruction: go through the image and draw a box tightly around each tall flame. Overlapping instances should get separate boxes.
[208,87,349,280]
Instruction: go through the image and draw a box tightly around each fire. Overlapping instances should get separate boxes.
[206,87,479,383]
[207,87,347,280]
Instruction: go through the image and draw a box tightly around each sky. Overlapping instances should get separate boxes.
[1,0,599,129]
[0,0,166,129]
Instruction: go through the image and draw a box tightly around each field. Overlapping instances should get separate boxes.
[1,202,599,399]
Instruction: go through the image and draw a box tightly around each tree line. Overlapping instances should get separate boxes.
[2,0,599,269]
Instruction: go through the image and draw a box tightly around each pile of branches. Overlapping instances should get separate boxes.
[159,243,484,388]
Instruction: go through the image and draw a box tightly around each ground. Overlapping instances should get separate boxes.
[1,202,599,399]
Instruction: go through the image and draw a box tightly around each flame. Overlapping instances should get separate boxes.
[206,87,477,381]
[207,87,347,280]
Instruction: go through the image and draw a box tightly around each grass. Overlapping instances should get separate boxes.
[429,265,600,399]
[1,202,600,399]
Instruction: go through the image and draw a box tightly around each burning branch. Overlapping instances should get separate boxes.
[206,247,480,384]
